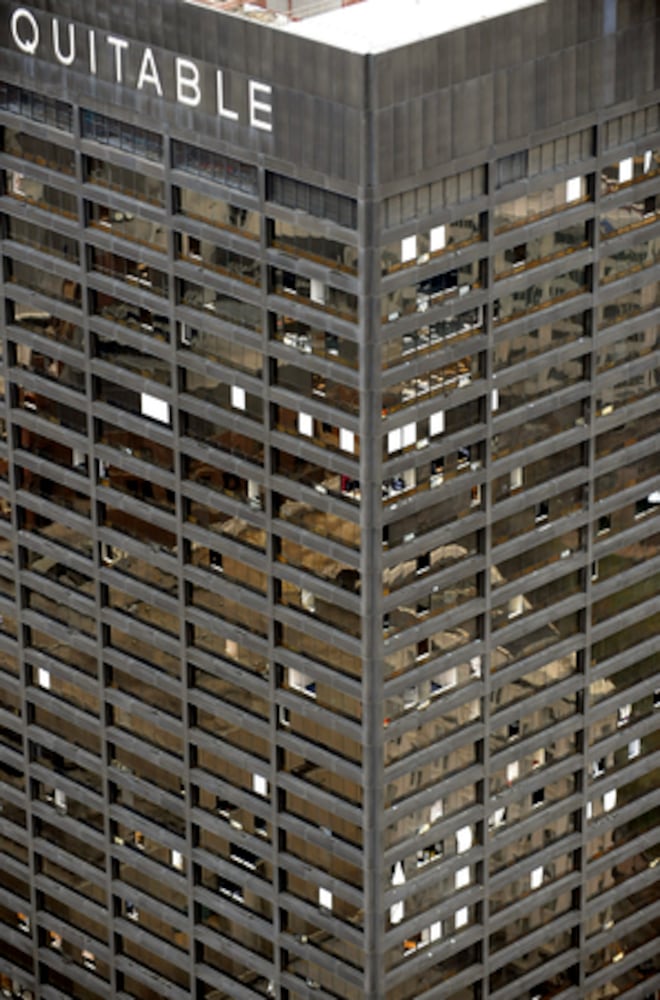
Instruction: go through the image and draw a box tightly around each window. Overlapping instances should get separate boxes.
[430,225,446,252]
[489,807,507,829]
[566,176,582,202]
[430,410,445,436]
[530,866,544,890]
[617,704,632,726]
[455,906,469,929]
[298,412,313,437]
[598,514,611,534]
[456,826,473,853]
[416,552,430,575]
[511,466,523,490]
[507,761,519,785]
[319,887,333,910]
[535,500,549,523]
[603,788,617,812]
[628,739,641,759]
[455,866,470,889]
[618,157,633,184]
[509,594,524,618]
[388,422,416,453]
[339,428,355,453]
[171,849,184,871]
[532,787,545,807]
[390,861,406,925]
[37,667,51,689]
[253,773,268,796]
[496,150,529,188]
[231,385,246,410]
[140,392,170,424]
[82,950,96,971]
[401,235,417,262]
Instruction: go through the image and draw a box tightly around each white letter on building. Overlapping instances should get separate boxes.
[216,70,239,121]
[176,58,201,106]
[249,80,273,133]
[107,35,129,83]
[137,47,163,96]
[52,19,76,65]
[89,29,97,74]
[10,8,39,54]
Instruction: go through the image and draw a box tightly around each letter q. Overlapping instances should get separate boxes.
[11,8,39,54]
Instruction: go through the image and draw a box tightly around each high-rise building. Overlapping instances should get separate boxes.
[0,1,659,998]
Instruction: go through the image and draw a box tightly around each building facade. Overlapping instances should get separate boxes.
[0,0,659,998]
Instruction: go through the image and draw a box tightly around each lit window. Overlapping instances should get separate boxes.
[530,866,543,890]
[319,887,333,910]
[231,385,246,410]
[603,788,617,812]
[339,428,355,453]
[456,826,472,853]
[140,392,170,424]
[628,739,641,759]
[37,667,51,689]
[387,428,401,453]
[81,949,96,971]
[430,799,443,824]
[506,761,519,785]
[289,667,316,697]
[49,931,63,950]
[489,807,507,830]
[170,849,184,871]
[402,422,416,448]
[401,235,417,262]
[430,224,446,252]
[429,410,444,436]
[617,703,632,726]
[298,412,313,437]
[454,906,468,929]
[253,773,268,797]
[491,388,499,412]
[427,920,442,942]
[510,466,523,490]
[618,157,633,183]
[566,176,582,201]
[455,865,470,889]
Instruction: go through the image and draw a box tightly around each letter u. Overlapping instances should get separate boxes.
[52,19,76,66]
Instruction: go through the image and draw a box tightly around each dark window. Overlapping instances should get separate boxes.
[267,172,357,229]
[496,150,529,189]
